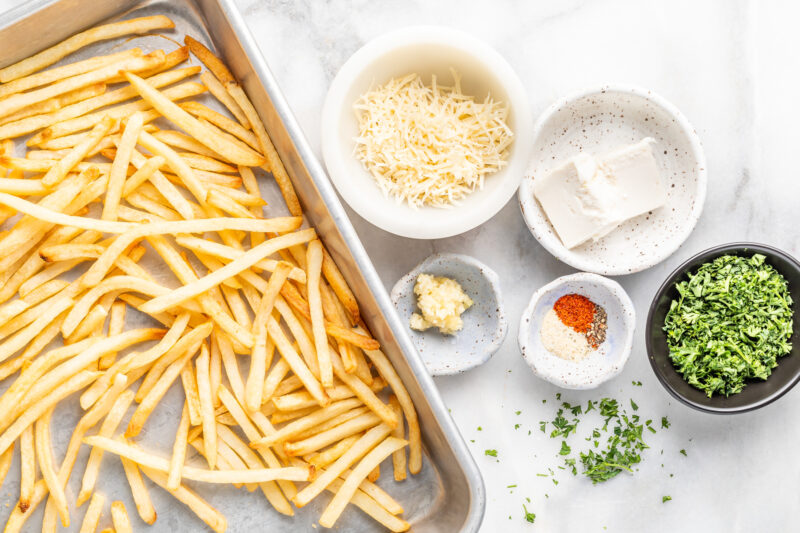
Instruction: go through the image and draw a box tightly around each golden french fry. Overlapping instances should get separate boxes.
[325,477,410,532]
[140,229,315,315]
[110,501,133,533]
[0,52,165,120]
[284,412,382,458]
[78,491,105,533]
[306,434,360,470]
[140,466,226,533]
[388,397,407,481]
[180,101,260,151]
[153,129,230,161]
[358,335,422,475]
[306,240,333,387]
[77,390,135,506]
[19,424,35,513]
[292,423,391,507]
[0,441,13,489]
[246,263,292,411]
[35,408,70,526]
[85,436,311,483]
[99,300,126,369]
[319,436,407,527]
[196,342,216,469]
[0,16,174,82]
[121,457,157,525]
[167,403,191,490]
[125,72,265,167]
[103,112,143,219]
[138,129,207,205]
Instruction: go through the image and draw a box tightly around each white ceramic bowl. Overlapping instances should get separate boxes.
[518,85,707,275]
[518,273,635,390]
[390,253,507,376]
[322,26,533,239]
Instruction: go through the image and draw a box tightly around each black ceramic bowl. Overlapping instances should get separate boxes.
[646,242,800,414]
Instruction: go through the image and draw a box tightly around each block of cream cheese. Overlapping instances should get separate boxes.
[533,138,666,249]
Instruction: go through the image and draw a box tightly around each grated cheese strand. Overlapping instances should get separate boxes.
[354,70,513,208]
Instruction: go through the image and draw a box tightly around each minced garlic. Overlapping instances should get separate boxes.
[409,273,473,335]
[353,70,512,208]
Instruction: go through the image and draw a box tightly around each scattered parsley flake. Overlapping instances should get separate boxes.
[680,449,687,456]
[515,410,522,415]
[484,449,497,457]
[522,504,536,524]
[663,495,672,503]
[514,424,520,430]
[632,380,642,386]
[661,416,670,429]
[559,441,571,456]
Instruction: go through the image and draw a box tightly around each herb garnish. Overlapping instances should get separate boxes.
[484,449,497,457]
[522,504,536,523]
[662,495,672,503]
[664,254,793,397]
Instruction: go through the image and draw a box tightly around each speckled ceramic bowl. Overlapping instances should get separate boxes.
[390,253,507,376]
[518,272,635,389]
[518,85,707,275]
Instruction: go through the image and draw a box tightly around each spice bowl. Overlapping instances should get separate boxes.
[646,242,800,414]
[518,272,635,389]
[390,253,507,376]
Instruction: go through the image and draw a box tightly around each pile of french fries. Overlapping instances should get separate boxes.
[0,15,421,532]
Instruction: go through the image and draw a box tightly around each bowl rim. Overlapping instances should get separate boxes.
[321,25,533,239]
[645,241,800,414]
[517,272,636,389]
[389,252,508,376]
[518,83,708,276]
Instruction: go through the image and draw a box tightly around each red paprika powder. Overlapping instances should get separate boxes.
[553,294,595,333]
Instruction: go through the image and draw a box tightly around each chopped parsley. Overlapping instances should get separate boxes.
[559,441,571,455]
[515,410,522,415]
[679,449,687,456]
[663,495,672,503]
[484,449,497,457]
[514,424,520,430]
[522,504,536,523]
[663,254,793,397]
[661,416,670,429]
[632,380,642,386]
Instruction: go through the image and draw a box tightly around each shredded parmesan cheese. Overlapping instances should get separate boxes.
[354,70,513,208]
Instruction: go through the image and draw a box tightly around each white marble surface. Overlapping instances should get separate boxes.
[237,1,799,531]
[0,0,798,531]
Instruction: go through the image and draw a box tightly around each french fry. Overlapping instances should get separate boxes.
[284,412,382,457]
[125,72,265,167]
[319,436,407,527]
[19,424,35,513]
[325,477,410,532]
[140,229,315,314]
[99,300,126,369]
[78,492,105,533]
[153,129,230,161]
[140,466,226,533]
[35,408,70,526]
[180,101,260,150]
[196,342,216,469]
[111,501,133,533]
[359,338,423,475]
[0,51,166,119]
[388,397,407,481]
[85,436,311,483]
[121,457,157,525]
[77,390,135,505]
[137,129,207,205]
[103,112,143,220]
[306,434,360,470]
[247,263,292,411]
[167,403,191,490]
[0,16,174,82]
[306,240,333,387]
[127,337,201,437]
[292,423,391,507]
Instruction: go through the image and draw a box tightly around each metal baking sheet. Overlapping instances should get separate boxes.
[0,0,485,531]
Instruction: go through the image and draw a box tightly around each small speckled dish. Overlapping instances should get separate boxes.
[518,84,707,275]
[518,272,635,389]
[390,253,507,376]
